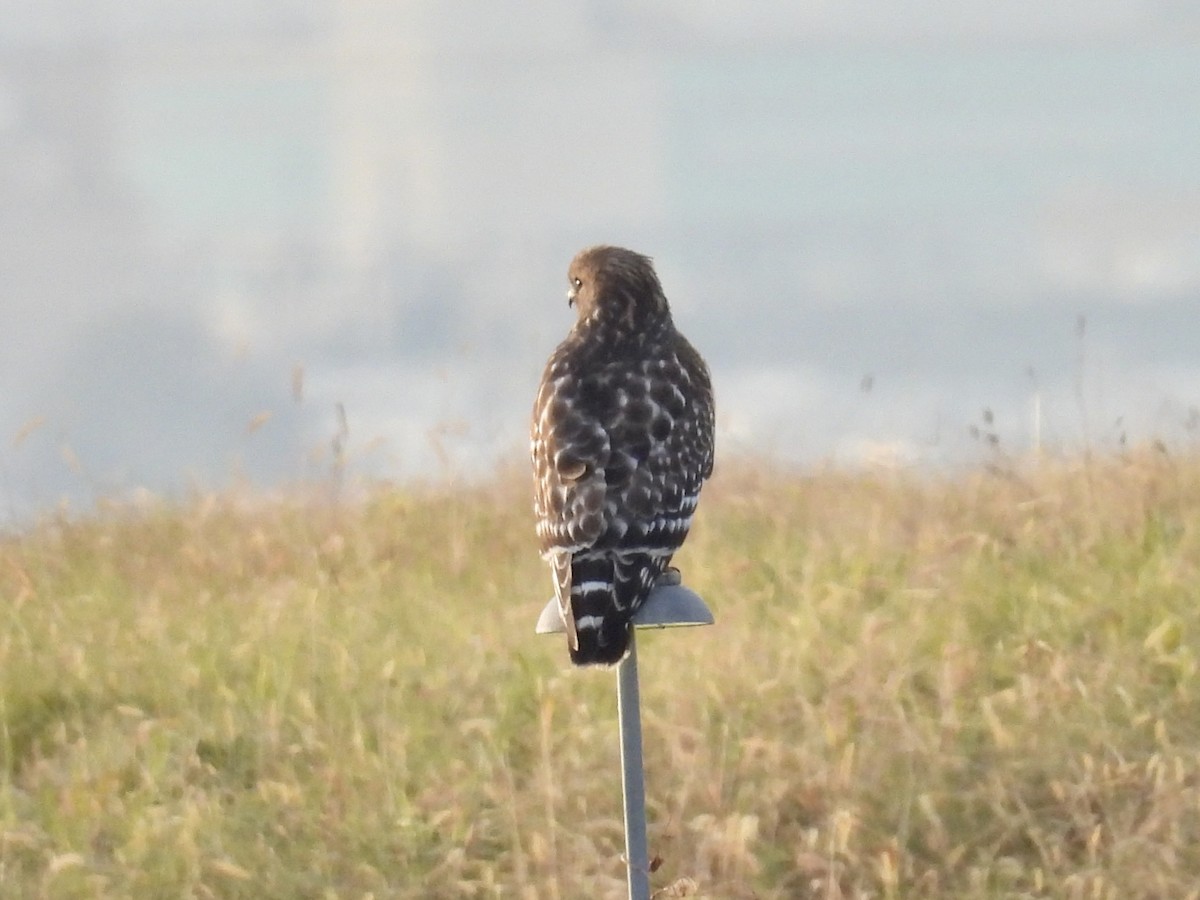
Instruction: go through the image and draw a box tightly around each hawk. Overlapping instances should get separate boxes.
[531,246,715,666]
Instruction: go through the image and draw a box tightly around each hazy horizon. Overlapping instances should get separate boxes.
[3,2,1200,521]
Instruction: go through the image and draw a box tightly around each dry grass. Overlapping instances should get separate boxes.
[3,448,1200,898]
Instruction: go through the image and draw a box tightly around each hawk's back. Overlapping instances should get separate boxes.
[531,246,714,665]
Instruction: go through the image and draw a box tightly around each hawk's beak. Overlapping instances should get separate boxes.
[567,288,576,308]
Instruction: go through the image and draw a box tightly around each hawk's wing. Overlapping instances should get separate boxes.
[531,335,714,659]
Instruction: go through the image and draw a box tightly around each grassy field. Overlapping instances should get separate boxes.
[3,449,1200,898]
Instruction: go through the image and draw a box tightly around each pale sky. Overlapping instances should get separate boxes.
[2,2,1199,519]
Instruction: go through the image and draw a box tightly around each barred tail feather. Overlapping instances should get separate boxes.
[566,550,666,667]
[569,608,632,666]
[567,554,628,665]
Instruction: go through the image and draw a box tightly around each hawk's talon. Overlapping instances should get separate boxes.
[656,567,682,587]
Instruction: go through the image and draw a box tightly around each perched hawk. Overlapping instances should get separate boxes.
[531,246,715,666]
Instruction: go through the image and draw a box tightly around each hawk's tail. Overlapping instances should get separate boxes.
[569,606,631,666]
[567,552,663,667]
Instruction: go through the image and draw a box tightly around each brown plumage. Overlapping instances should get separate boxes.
[531,246,715,666]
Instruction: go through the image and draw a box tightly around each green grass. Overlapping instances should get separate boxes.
[3,449,1200,898]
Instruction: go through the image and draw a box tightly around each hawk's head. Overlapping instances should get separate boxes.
[566,246,670,331]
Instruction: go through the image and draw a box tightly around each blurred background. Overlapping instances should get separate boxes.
[3,1,1199,521]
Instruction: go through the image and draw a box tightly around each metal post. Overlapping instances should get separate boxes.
[617,632,650,900]
[534,582,713,899]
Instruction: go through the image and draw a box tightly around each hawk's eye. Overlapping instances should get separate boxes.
[571,277,583,289]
